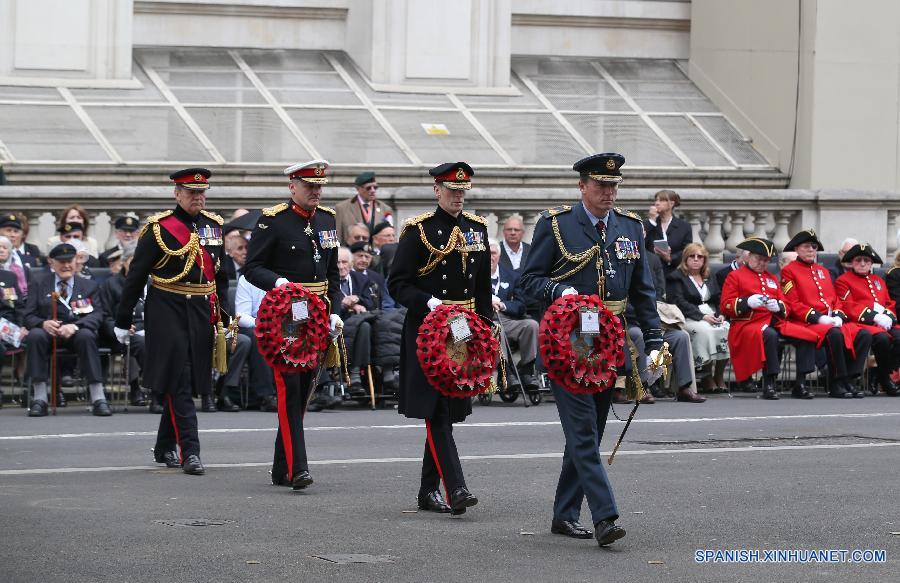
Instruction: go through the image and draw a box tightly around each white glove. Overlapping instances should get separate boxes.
[114,327,131,344]
[817,315,834,326]
[747,294,766,309]
[831,316,843,328]
[329,314,343,339]
[275,277,289,287]
[560,287,578,297]
[491,294,501,304]
[874,313,893,330]
[427,297,442,311]
[765,298,781,312]
[645,350,664,385]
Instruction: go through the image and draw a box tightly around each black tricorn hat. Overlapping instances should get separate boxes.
[842,243,883,265]
[737,237,776,258]
[783,229,824,252]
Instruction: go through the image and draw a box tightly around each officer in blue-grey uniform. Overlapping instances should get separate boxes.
[520,153,663,547]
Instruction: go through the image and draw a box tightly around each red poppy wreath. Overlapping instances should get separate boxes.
[416,304,499,398]
[539,294,625,394]
[255,283,330,374]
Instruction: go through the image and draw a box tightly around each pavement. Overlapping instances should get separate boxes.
[1,392,899,583]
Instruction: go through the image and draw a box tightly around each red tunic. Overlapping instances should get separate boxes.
[834,271,898,336]
[719,265,810,381]
[780,259,862,351]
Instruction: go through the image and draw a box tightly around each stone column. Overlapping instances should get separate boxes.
[705,211,726,262]
[685,211,703,245]
[724,211,746,252]
[773,211,794,252]
[886,210,900,260]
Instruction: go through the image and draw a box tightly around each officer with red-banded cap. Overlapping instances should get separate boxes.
[244,159,343,491]
[115,167,230,476]
[388,162,492,516]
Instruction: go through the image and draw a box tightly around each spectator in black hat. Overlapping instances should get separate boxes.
[99,215,140,267]
[350,241,390,310]
[335,171,394,244]
[47,204,99,257]
[0,213,44,268]
[23,243,111,417]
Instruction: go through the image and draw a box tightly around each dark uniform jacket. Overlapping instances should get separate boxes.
[493,265,527,319]
[643,215,692,272]
[17,242,45,268]
[115,206,229,393]
[101,271,145,340]
[520,203,663,357]
[0,270,22,326]
[244,200,340,313]
[499,241,531,274]
[388,206,492,422]
[338,270,375,318]
[24,271,103,332]
[98,244,122,268]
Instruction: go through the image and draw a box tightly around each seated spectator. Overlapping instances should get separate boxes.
[643,189,692,273]
[667,242,729,392]
[211,325,251,413]
[828,237,859,281]
[886,250,900,307]
[99,215,139,267]
[0,213,43,268]
[779,251,797,270]
[488,240,539,392]
[47,204,100,257]
[835,244,900,396]
[721,238,819,400]
[335,171,394,244]
[222,234,247,281]
[499,215,530,273]
[0,255,26,404]
[234,274,277,412]
[713,248,748,304]
[100,241,146,406]
[0,234,29,298]
[23,243,111,417]
[781,229,871,398]
[345,222,371,247]
[70,239,99,279]
[369,221,396,274]
[104,248,124,276]
[350,240,394,310]
[337,246,375,394]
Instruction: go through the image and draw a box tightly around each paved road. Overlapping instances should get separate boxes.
[2,393,899,582]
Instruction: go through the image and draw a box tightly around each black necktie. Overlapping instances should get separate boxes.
[57,279,68,298]
[340,278,350,296]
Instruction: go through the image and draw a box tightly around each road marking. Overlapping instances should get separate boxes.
[2,412,899,442]
[2,441,898,476]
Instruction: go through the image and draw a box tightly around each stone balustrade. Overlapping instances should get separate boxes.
[1,186,898,264]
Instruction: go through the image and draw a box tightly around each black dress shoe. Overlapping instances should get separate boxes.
[449,487,478,515]
[259,395,278,412]
[56,391,67,408]
[217,394,241,412]
[92,400,112,416]
[551,519,593,539]
[829,383,852,399]
[129,390,147,407]
[761,376,779,400]
[594,519,626,547]
[149,398,164,414]
[791,382,814,400]
[182,454,205,475]
[847,380,865,398]
[153,449,180,468]
[417,490,451,513]
[292,470,313,490]
[200,394,217,412]
[676,389,706,403]
[27,400,48,417]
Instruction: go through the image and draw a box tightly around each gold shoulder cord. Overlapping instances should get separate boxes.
[549,216,604,293]
[417,224,467,276]
[150,223,201,284]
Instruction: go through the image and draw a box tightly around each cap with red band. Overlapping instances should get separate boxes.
[428,161,474,190]
[284,159,329,184]
[169,167,211,190]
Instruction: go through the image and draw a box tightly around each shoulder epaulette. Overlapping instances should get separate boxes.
[317,205,336,216]
[887,266,897,276]
[139,210,173,238]
[400,211,435,238]
[262,203,289,217]
[540,205,572,219]
[200,210,224,225]
[462,211,487,225]
[613,207,642,222]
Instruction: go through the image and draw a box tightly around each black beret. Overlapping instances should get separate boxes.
[783,229,824,252]
[58,221,84,235]
[842,243,883,265]
[354,171,377,187]
[349,241,373,254]
[0,213,22,230]
[371,221,392,236]
[114,215,140,231]
[48,243,77,261]
[737,237,776,258]
[573,153,625,182]
[105,248,124,262]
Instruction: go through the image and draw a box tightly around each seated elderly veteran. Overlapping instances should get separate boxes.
[720,238,821,400]
[488,239,539,392]
[337,245,376,395]
[22,243,111,416]
[835,244,900,396]
[780,229,872,398]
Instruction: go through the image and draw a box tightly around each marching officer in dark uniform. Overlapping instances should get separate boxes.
[244,159,342,491]
[520,153,663,547]
[115,168,230,476]
[388,162,491,516]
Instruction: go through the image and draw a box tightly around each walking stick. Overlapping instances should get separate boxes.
[494,309,530,408]
[50,291,59,416]
[366,364,376,410]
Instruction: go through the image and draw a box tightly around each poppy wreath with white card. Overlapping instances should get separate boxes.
[416,304,499,398]
[539,294,625,395]
[255,283,330,373]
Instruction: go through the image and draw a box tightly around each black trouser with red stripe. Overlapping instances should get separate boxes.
[155,359,200,460]
[421,396,466,497]
[870,329,900,384]
[272,370,313,481]
[822,327,872,379]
